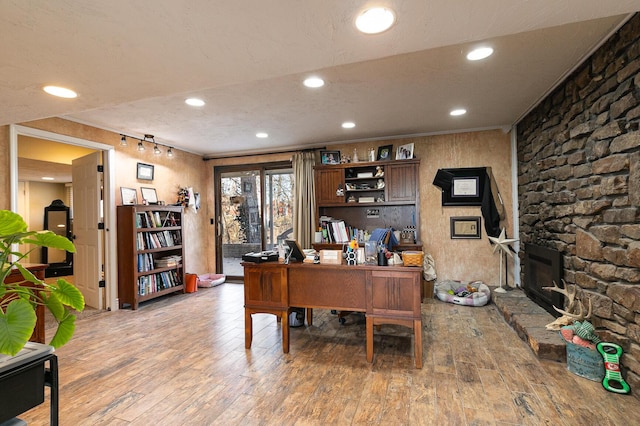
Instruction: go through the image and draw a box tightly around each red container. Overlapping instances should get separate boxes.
[185,273,198,293]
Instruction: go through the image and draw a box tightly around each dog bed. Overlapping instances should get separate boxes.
[435,280,490,307]
[197,273,226,288]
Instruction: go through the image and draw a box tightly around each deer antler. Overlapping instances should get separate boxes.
[542,280,592,330]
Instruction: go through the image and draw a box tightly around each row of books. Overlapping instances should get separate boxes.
[137,253,182,272]
[137,270,182,296]
[136,230,182,250]
[136,211,179,229]
[319,216,366,244]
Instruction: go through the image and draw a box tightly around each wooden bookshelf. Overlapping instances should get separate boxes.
[117,205,185,309]
[313,159,420,251]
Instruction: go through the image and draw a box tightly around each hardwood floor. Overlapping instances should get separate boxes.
[21,282,637,425]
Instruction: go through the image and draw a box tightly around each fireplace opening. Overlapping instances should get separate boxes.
[523,243,563,317]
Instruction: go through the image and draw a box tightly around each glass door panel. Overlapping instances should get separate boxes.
[264,169,294,249]
[220,170,262,278]
[215,164,293,279]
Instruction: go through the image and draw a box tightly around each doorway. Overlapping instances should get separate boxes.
[215,163,293,279]
[9,125,117,311]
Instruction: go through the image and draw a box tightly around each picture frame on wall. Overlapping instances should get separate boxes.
[452,176,479,198]
[440,167,485,206]
[320,150,340,165]
[140,187,158,204]
[450,216,481,239]
[396,143,414,160]
[137,162,155,180]
[120,187,138,205]
[376,145,393,161]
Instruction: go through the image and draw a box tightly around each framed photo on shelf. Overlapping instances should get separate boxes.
[120,187,138,205]
[320,150,340,165]
[450,216,481,239]
[396,143,414,160]
[137,162,155,180]
[376,145,393,161]
[140,187,158,204]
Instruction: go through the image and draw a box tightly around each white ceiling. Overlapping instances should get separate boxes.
[2,1,638,157]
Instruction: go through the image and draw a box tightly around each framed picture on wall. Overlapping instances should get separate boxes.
[137,162,154,180]
[120,187,138,205]
[440,167,485,206]
[450,216,481,239]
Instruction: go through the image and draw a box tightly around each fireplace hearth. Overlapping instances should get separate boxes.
[523,243,563,317]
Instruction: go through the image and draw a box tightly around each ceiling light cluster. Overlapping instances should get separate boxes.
[120,133,174,157]
[45,9,494,149]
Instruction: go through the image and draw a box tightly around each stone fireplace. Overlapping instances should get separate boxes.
[522,244,563,317]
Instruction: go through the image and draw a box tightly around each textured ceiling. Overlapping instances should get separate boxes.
[1,1,638,157]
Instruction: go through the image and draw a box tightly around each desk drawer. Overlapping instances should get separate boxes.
[289,267,366,310]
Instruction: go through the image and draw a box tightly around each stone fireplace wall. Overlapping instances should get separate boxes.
[517,14,640,389]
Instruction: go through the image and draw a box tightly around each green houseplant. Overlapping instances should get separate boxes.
[0,210,85,356]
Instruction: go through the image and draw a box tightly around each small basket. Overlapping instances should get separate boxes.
[402,251,423,267]
[562,334,605,382]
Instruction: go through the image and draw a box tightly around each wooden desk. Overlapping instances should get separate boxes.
[4,263,47,343]
[243,262,423,368]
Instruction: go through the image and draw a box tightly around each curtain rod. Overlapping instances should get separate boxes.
[203,146,324,161]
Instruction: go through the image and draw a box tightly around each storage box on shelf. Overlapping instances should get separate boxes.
[117,205,185,309]
[313,159,421,252]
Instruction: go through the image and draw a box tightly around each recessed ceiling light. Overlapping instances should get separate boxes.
[450,109,467,116]
[185,98,205,107]
[43,85,77,98]
[41,177,55,181]
[303,77,325,88]
[355,7,396,34]
[342,122,356,129]
[466,47,494,61]
[256,132,269,138]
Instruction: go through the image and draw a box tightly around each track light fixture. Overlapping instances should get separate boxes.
[119,132,175,158]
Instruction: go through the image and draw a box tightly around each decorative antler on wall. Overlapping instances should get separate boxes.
[542,280,592,330]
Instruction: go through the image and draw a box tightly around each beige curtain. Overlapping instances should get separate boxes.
[292,151,316,248]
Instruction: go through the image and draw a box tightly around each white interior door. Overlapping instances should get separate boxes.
[72,152,103,309]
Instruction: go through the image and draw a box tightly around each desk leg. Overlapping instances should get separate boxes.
[306,308,313,326]
[366,316,374,363]
[244,309,253,349]
[414,319,423,369]
[281,311,290,353]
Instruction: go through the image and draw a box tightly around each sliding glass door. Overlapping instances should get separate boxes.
[215,163,292,279]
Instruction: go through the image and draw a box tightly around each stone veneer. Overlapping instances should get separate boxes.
[517,14,640,391]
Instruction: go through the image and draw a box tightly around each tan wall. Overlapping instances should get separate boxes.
[0,118,212,276]
[2,119,514,287]
[328,129,514,286]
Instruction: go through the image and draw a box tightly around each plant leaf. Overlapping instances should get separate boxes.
[23,231,76,253]
[0,299,37,356]
[50,279,85,312]
[0,210,28,236]
[48,312,76,348]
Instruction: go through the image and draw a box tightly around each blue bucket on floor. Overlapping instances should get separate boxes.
[564,338,605,381]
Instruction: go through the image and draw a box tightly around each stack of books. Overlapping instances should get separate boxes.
[154,255,182,269]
